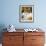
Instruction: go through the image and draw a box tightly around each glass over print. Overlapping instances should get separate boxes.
[19,5,34,23]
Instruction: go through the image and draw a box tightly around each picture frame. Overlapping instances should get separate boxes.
[19,5,34,23]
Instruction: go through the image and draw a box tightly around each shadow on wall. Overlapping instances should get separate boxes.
[0,24,7,43]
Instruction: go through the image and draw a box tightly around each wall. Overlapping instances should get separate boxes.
[0,0,46,30]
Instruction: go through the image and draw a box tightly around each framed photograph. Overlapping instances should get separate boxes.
[19,5,34,23]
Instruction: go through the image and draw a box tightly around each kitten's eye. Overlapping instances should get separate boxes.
[22,16,24,18]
